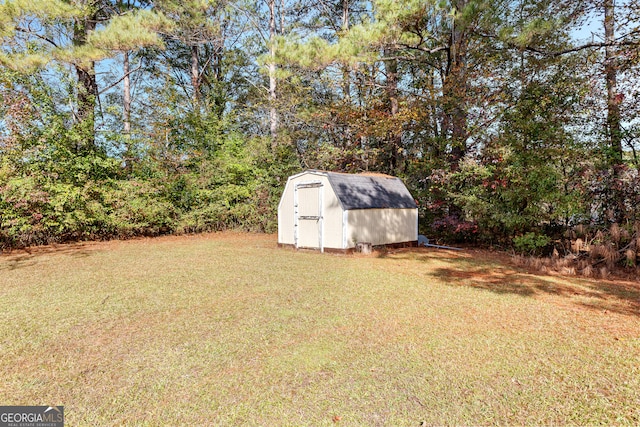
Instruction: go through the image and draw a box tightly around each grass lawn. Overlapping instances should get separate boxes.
[1,232,639,426]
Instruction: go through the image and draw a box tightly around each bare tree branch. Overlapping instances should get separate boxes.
[98,63,142,95]
[534,39,640,57]
[394,43,449,55]
[15,26,59,48]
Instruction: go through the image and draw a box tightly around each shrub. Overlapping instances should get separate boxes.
[104,180,178,237]
[0,176,111,247]
[431,215,479,243]
[513,232,552,256]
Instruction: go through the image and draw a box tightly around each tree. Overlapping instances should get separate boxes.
[0,0,168,152]
[155,0,229,109]
[604,0,623,162]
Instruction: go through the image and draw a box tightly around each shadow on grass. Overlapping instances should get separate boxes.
[0,243,95,271]
[382,248,640,317]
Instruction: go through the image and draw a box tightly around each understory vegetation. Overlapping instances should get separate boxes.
[0,128,297,247]
[1,1,640,274]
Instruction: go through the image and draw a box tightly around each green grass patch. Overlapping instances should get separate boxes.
[1,233,639,425]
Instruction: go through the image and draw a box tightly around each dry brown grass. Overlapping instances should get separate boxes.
[1,233,639,425]
[610,223,622,244]
[582,264,594,278]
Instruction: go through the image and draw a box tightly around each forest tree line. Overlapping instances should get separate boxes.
[1,0,640,260]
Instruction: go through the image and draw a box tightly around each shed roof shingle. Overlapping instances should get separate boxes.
[324,171,417,210]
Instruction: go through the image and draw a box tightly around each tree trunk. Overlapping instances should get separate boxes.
[280,0,285,36]
[341,0,351,104]
[123,51,131,134]
[123,50,133,172]
[604,0,622,163]
[73,12,98,152]
[384,52,401,173]
[604,0,625,223]
[269,0,278,144]
[191,44,200,104]
[443,0,469,172]
[441,0,469,221]
[211,39,226,118]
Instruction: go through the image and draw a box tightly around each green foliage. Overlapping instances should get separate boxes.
[0,131,292,247]
[103,180,178,238]
[0,175,109,247]
[0,0,167,70]
[175,134,299,234]
[513,232,552,255]
[88,9,172,51]
[1,0,639,254]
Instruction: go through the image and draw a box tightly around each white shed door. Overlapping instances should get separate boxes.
[294,182,323,251]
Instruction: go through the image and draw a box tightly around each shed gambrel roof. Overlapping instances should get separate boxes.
[307,171,417,210]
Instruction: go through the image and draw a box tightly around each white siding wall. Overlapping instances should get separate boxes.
[278,173,345,249]
[277,179,295,245]
[321,182,344,249]
[346,208,418,247]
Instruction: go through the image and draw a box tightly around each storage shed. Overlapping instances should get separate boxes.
[278,170,418,252]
